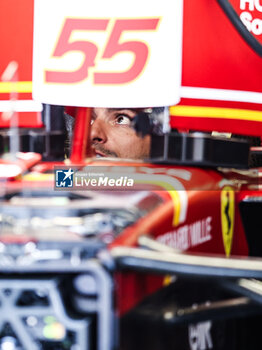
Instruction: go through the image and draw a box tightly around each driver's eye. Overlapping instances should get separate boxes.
[115,114,132,126]
[89,112,134,127]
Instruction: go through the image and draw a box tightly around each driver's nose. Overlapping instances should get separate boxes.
[90,119,108,144]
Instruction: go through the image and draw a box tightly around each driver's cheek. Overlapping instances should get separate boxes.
[111,127,137,157]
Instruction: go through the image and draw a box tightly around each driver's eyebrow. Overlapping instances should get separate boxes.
[107,108,136,114]
[108,108,143,120]
[91,108,122,118]
[91,108,138,120]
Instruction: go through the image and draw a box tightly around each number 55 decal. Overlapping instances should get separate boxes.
[45,18,160,85]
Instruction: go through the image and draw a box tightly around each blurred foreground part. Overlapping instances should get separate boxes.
[0,250,114,350]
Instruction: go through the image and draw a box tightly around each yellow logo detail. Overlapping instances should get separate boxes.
[221,186,235,257]
[163,275,176,286]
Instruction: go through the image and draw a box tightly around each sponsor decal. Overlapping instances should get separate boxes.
[240,0,262,36]
[157,216,212,251]
[33,0,183,107]
[221,186,235,257]
[189,321,213,350]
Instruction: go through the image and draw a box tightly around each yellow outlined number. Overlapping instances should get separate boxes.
[45,18,160,85]
[221,186,235,257]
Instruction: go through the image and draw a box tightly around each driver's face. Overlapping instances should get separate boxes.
[90,108,151,159]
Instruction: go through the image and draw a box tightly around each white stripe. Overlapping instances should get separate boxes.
[1,61,18,82]
[133,173,188,225]
[0,100,43,112]
[181,86,262,104]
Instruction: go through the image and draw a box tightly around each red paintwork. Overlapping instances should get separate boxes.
[109,164,252,314]
[0,0,41,127]
[173,0,262,136]
[182,0,262,93]
[70,107,91,163]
